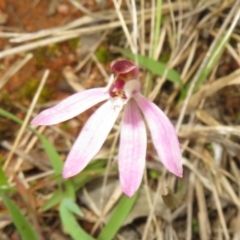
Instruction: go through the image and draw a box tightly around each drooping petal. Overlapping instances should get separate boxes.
[134,93,182,177]
[119,99,147,197]
[111,60,139,80]
[31,88,109,126]
[62,100,121,178]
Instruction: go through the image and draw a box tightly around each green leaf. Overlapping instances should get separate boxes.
[97,192,139,240]
[41,179,74,212]
[60,200,95,240]
[149,169,162,180]
[117,48,182,86]
[84,158,107,170]
[1,194,41,240]
[41,189,63,212]
[61,198,83,217]
[0,156,15,192]
[64,179,75,199]
[0,109,21,124]
[0,164,13,193]
[0,156,8,186]
[37,135,63,175]
[152,0,162,58]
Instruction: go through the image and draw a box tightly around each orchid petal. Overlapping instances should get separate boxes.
[119,99,147,197]
[111,60,139,79]
[134,94,182,177]
[31,88,109,126]
[62,100,121,178]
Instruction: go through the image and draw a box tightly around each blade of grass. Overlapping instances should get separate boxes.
[64,179,75,199]
[0,158,14,192]
[41,179,75,212]
[37,135,63,175]
[152,0,162,59]
[1,194,41,240]
[41,189,63,212]
[117,48,182,86]
[97,191,139,240]
[0,157,8,186]
[147,0,162,97]
[61,198,83,217]
[72,168,107,189]
[60,199,95,240]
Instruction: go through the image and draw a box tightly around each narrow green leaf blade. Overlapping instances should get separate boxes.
[1,194,41,240]
[62,198,83,217]
[64,179,76,199]
[41,189,63,212]
[37,135,63,175]
[97,192,139,240]
[0,156,8,186]
[60,200,95,240]
[0,164,13,192]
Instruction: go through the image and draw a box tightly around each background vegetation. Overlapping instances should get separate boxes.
[0,0,240,239]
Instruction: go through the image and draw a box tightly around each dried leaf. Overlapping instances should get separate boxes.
[162,186,186,210]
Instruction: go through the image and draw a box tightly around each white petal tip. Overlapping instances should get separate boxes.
[30,114,48,126]
[62,169,76,179]
[176,171,183,178]
[30,119,40,126]
[123,189,136,198]
[170,167,183,178]
[121,180,139,198]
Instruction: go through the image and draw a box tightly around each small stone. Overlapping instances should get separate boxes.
[57,4,70,15]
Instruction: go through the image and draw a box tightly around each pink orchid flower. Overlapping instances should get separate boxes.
[31,60,182,197]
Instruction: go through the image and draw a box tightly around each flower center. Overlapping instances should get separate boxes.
[107,76,141,109]
[109,78,127,100]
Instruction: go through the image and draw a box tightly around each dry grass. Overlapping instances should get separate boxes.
[1,0,240,239]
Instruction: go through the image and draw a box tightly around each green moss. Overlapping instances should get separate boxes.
[230,134,239,142]
[68,38,79,51]
[205,143,213,151]
[35,48,45,67]
[1,91,11,104]
[35,44,61,67]
[61,122,69,131]
[19,78,52,103]
[95,46,114,64]
[40,86,53,103]
[149,169,162,179]
[46,44,60,56]
[192,219,199,234]
[20,78,37,97]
